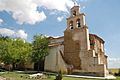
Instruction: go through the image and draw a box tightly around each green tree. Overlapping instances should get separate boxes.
[0,35,32,70]
[31,34,49,71]
[0,36,13,70]
[0,36,11,64]
[10,38,32,70]
[17,40,32,70]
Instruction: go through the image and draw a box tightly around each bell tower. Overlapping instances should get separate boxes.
[64,4,90,69]
[66,5,86,30]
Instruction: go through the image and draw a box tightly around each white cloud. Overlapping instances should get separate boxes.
[0,28,27,39]
[57,16,64,22]
[0,0,46,25]
[0,18,3,24]
[49,10,59,15]
[109,58,120,62]
[0,28,15,36]
[82,6,86,9]
[16,30,28,39]
[108,58,120,68]
[0,0,75,25]
[34,0,74,12]
[80,0,87,1]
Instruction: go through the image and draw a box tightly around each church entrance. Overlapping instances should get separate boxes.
[34,60,44,71]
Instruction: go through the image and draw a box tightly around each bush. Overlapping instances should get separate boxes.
[55,70,63,80]
[0,68,6,72]
[114,73,119,76]
[114,68,120,76]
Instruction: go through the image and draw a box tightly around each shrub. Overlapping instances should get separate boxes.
[114,68,120,76]
[55,70,63,80]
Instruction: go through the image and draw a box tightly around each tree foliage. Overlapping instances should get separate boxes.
[0,35,32,70]
[0,34,49,70]
[0,36,12,64]
[31,34,49,63]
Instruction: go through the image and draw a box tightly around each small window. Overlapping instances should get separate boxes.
[76,19,80,27]
[69,21,73,29]
[73,10,76,16]
[71,27,73,29]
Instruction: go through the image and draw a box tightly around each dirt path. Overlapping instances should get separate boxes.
[0,76,6,80]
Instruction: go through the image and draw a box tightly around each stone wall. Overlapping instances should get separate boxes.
[64,26,90,70]
[44,38,68,73]
[78,49,109,77]
[64,29,81,69]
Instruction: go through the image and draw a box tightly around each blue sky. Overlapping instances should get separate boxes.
[0,0,120,68]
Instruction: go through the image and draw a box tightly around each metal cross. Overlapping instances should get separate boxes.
[73,0,78,6]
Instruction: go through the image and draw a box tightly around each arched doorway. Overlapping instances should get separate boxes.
[34,60,44,71]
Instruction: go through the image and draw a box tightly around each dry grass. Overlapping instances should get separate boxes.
[109,68,120,74]
[0,72,102,80]
[1,71,120,80]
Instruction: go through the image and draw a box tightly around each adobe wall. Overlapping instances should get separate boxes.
[79,50,108,77]
[64,26,90,70]
[44,44,67,73]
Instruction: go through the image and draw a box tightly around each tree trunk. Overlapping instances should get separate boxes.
[38,62,40,72]
[12,63,15,70]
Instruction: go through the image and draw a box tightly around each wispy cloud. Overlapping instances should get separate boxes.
[0,28,15,36]
[0,0,75,25]
[57,16,64,22]
[34,0,74,12]
[0,18,3,24]
[0,0,47,25]
[0,0,90,25]
[108,58,120,68]
[0,28,28,40]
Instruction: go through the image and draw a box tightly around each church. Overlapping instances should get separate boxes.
[44,4,109,77]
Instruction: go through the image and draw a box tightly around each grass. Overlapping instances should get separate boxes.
[0,72,37,80]
[0,72,99,80]
[0,71,119,80]
[109,68,120,80]
[116,76,120,80]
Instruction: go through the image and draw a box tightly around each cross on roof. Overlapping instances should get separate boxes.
[73,0,78,6]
